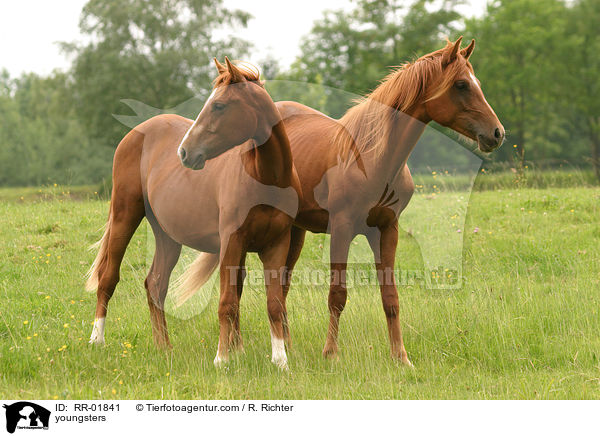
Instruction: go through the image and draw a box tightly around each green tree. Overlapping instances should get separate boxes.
[63,0,251,151]
[284,0,464,116]
[565,0,600,179]
[0,71,109,186]
[465,0,574,165]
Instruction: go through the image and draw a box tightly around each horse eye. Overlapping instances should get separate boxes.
[212,102,226,111]
[455,81,469,90]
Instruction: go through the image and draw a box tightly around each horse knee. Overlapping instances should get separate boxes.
[145,272,168,305]
[381,291,399,318]
[267,298,284,323]
[328,286,347,313]
[218,294,238,321]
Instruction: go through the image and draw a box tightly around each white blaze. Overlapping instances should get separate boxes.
[177,89,217,154]
[469,72,481,91]
[469,72,494,112]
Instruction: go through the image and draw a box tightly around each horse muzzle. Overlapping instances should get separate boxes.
[477,127,504,152]
[178,147,206,170]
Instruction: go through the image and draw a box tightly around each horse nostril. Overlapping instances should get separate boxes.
[179,147,187,161]
[494,128,502,139]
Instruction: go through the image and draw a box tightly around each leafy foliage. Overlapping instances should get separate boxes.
[0,0,598,185]
[63,0,251,150]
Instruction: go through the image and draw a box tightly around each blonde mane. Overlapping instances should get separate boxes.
[335,41,473,159]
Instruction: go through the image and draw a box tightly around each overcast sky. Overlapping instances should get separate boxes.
[0,0,488,77]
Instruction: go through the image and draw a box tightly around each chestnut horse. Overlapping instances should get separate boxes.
[272,37,505,366]
[86,58,299,369]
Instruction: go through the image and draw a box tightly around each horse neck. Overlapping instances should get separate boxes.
[344,98,429,179]
[344,61,438,178]
[245,120,293,188]
[376,105,429,173]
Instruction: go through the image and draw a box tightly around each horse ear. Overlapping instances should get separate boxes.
[224,56,245,83]
[442,36,463,68]
[460,39,475,60]
[213,57,227,74]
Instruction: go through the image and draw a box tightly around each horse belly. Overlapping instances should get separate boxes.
[147,172,221,252]
[294,209,329,233]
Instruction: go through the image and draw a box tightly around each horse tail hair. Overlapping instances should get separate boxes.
[171,252,219,307]
[84,217,111,292]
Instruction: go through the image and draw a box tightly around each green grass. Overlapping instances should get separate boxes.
[412,168,598,192]
[1,182,600,399]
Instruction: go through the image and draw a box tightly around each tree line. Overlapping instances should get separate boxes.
[0,0,598,186]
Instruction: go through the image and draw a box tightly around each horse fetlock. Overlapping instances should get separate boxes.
[229,337,245,353]
[88,336,105,345]
[213,353,229,368]
[89,317,106,345]
[391,349,414,368]
[271,354,289,371]
[269,327,288,370]
[322,343,339,360]
[154,338,173,350]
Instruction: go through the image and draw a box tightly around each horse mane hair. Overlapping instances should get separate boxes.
[213,61,264,88]
[335,40,473,159]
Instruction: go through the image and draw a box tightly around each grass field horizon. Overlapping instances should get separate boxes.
[1,174,600,399]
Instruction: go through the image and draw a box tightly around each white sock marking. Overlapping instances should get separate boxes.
[270,328,288,370]
[214,338,227,367]
[89,317,105,344]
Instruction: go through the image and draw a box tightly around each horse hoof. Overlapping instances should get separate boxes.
[213,355,228,368]
[271,357,289,371]
[322,348,339,360]
[88,337,105,345]
[392,353,414,368]
[154,341,172,351]
[230,343,245,353]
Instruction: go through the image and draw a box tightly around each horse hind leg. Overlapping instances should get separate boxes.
[259,229,292,370]
[89,198,144,344]
[145,220,182,349]
[89,127,145,345]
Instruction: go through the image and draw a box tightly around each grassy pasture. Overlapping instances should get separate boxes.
[1,179,600,399]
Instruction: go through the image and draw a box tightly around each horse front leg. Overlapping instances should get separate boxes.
[281,225,306,347]
[229,256,246,352]
[259,229,291,370]
[323,223,353,359]
[367,224,412,366]
[214,232,246,367]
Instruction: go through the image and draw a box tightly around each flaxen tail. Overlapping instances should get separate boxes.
[171,252,219,306]
[85,217,111,292]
